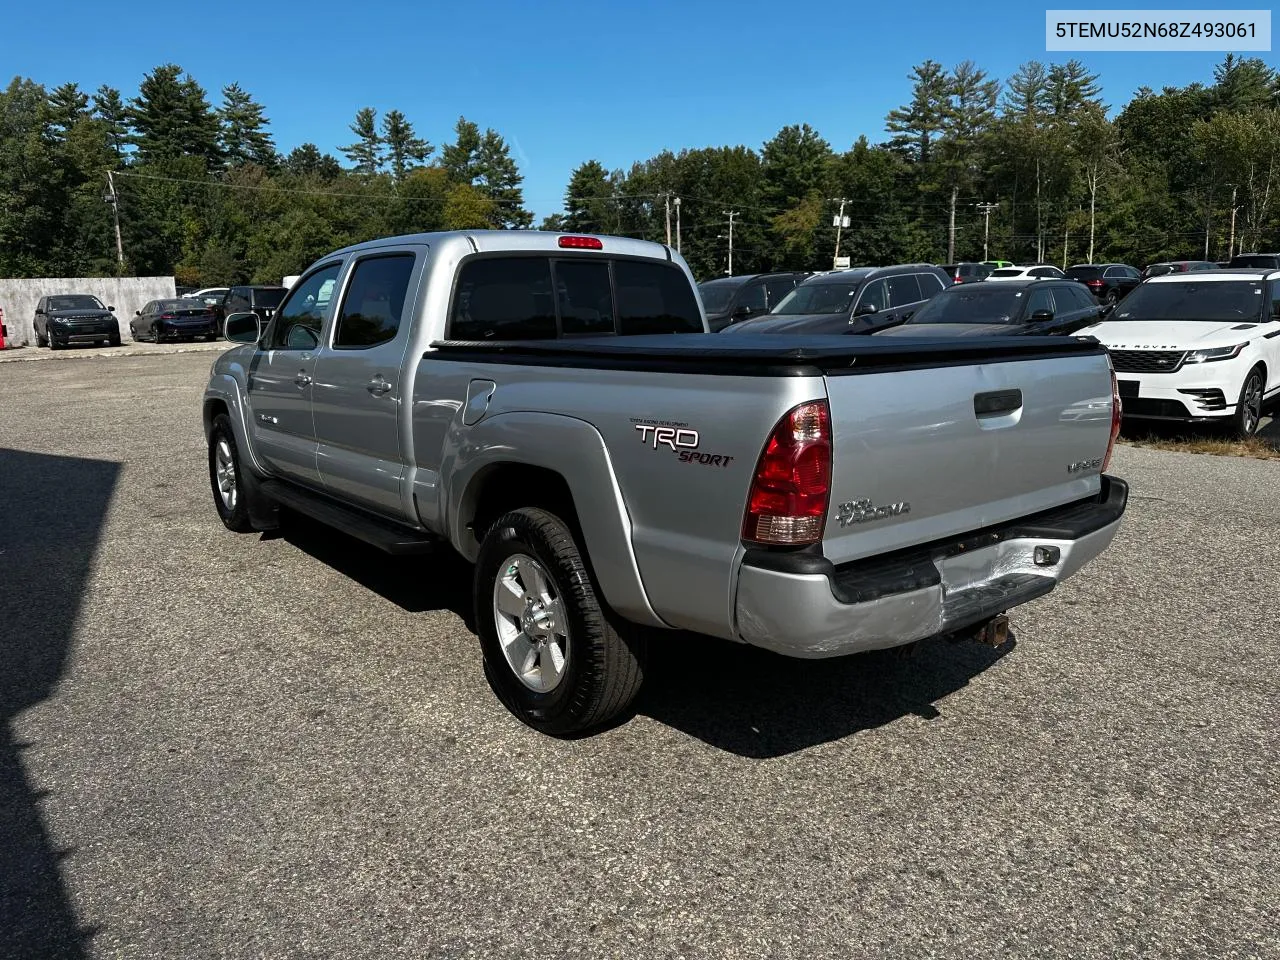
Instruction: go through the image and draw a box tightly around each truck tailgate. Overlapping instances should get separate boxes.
[821,351,1114,565]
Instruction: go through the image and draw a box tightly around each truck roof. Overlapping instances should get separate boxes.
[325,230,674,262]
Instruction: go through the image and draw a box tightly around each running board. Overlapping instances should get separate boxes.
[259,480,439,555]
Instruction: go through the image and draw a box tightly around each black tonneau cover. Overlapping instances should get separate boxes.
[428,334,1106,377]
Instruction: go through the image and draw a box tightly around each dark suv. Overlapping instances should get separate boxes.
[1229,253,1280,269]
[722,264,951,335]
[1066,263,1141,305]
[939,262,992,284]
[697,272,808,331]
[216,285,288,334]
[877,278,1105,338]
[34,294,121,349]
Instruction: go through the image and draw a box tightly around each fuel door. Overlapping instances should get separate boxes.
[463,379,497,425]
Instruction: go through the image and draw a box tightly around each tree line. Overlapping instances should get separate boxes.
[0,56,1276,285]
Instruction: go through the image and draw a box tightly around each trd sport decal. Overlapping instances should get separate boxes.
[631,419,735,469]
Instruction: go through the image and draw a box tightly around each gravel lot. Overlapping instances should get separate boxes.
[2,352,1277,959]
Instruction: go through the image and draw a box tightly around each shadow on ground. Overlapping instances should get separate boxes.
[1120,411,1279,451]
[277,511,1008,758]
[0,448,120,958]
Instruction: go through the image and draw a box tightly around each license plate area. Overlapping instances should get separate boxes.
[1118,380,1139,399]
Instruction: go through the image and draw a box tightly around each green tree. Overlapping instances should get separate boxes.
[46,82,89,139]
[1046,60,1104,117]
[885,60,951,163]
[441,118,532,227]
[91,85,128,161]
[341,107,383,174]
[563,159,614,233]
[129,64,220,165]
[218,82,275,167]
[1211,54,1278,113]
[380,109,431,181]
[441,116,482,183]
[0,78,65,276]
[284,143,341,180]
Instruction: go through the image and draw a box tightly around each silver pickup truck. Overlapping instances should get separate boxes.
[203,231,1127,735]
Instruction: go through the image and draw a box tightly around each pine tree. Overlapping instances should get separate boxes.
[441,117,482,183]
[92,85,128,160]
[128,64,221,165]
[284,143,341,180]
[46,82,89,139]
[181,74,222,166]
[885,60,952,163]
[1212,54,1279,113]
[218,82,275,167]
[476,129,531,227]
[564,160,614,232]
[380,109,431,181]
[1046,60,1104,117]
[340,107,382,174]
[1002,62,1050,119]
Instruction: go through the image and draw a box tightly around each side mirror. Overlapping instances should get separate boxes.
[134,310,141,316]
[733,304,754,318]
[107,305,115,312]
[854,302,879,317]
[1029,309,1054,322]
[224,312,261,344]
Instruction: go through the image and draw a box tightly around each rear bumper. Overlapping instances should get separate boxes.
[157,323,216,340]
[733,476,1128,658]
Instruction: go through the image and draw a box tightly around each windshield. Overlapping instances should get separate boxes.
[697,283,737,313]
[1111,281,1265,322]
[254,288,287,309]
[48,295,105,311]
[906,287,1024,325]
[771,282,860,315]
[160,299,207,312]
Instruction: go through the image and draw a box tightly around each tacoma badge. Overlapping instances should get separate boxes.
[836,498,911,527]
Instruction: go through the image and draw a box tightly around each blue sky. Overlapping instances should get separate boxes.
[6,1,1267,220]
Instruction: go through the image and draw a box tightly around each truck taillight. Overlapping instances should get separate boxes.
[743,400,831,546]
[558,235,603,249]
[1103,365,1122,471]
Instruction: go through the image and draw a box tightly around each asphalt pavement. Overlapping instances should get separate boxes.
[1,352,1277,959]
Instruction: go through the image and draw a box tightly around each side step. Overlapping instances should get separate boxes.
[259,480,439,555]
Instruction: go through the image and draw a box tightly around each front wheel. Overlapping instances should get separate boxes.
[208,414,255,532]
[1232,366,1265,439]
[35,328,47,348]
[474,507,646,736]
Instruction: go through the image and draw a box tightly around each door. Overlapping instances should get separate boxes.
[736,281,767,320]
[883,273,924,326]
[311,250,421,517]
[1022,286,1058,334]
[246,263,343,486]
[765,277,799,310]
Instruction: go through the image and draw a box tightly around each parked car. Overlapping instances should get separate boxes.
[213,285,288,335]
[1077,268,1280,437]
[1142,260,1218,279]
[203,230,1126,735]
[189,287,230,308]
[33,294,121,349]
[939,262,992,284]
[986,264,1067,282]
[721,265,951,335]
[876,278,1104,338]
[131,298,219,342]
[1228,253,1280,270]
[697,272,808,331]
[1066,263,1142,305]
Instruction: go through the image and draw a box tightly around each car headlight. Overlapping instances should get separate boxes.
[1184,343,1247,364]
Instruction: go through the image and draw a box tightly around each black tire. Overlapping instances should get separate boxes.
[35,328,47,348]
[208,414,255,532]
[1232,366,1265,439]
[1104,289,1119,306]
[109,333,121,347]
[474,507,646,736]
[49,334,61,350]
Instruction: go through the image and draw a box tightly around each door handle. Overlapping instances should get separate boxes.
[974,389,1023,417]
[295,372,312,388]
[367,375,392,397]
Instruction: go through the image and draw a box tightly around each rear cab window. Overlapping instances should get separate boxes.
[449,255,701,340]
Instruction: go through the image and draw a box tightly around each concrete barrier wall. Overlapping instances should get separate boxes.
[0,277,177,346]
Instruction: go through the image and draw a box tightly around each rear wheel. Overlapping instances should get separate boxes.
[474,507,646,736]
[1232,366,1265,439]
[1104,289,1120,307]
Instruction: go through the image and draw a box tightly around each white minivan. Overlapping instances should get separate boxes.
[1078,270,1280,437]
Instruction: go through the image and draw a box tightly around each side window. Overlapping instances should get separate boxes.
[555,260,614,335]
[615,260,702,335]
[1026,287,1056,316]
[858,279,888,312]
[916,272,945,297]
[450,257,555,341]
[333,254,415,349]
[1104,267,1123,279]
[739,282,767,313]
[1124,267,1140,280]
[765,278,797,307]
[1270,282,1280,319]
[268,263,341,351]
[1029,267,1054,277]
[886,274,922,308]
[1073,285,1099,311]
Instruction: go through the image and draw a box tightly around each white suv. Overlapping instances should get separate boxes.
[1078,269,1280,437]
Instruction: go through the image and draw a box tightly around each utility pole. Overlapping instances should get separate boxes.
[830,198,850,270]
[1228,184,1239,258]
[723,210,738,276]
[976,202,998,261]
[664,193,672,247]
[947,186,959,264]
[674,196,681,253]
[105,171,124,270]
